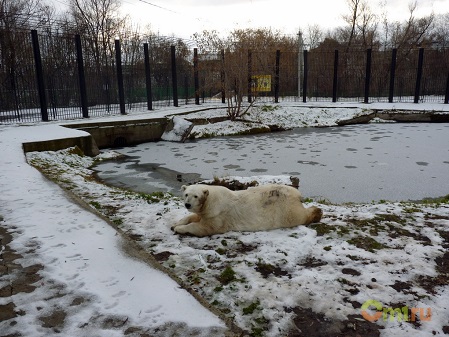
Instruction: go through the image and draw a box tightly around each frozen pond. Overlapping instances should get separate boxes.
[94,123,449,204]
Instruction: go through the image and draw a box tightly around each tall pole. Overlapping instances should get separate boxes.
[297,31,304,99]
[31,30,48,121]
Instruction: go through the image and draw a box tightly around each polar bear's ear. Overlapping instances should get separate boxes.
[202,189,209,198]
[181,185,187,192]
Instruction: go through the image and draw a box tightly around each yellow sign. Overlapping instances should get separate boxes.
[252,75,271,92]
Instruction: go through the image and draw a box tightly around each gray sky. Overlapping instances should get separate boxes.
[51,0,449,38]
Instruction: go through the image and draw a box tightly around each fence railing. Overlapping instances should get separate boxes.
[1,30,448,124]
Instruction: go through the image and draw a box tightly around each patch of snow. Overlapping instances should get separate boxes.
[161,116,193,142]
[201,175,295,187]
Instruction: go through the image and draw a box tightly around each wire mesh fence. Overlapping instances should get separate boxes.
[1,29,448,124]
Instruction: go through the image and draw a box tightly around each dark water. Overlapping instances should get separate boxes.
[94,123,449,203]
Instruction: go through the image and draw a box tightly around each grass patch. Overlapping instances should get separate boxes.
[309,223,335,236]
[217,265,236,285]
[255,260,289,278]
[243,300,261,315]
[215,247,226,255]
[90,201,102,209]
[418,194,449,205]
[260,105,279,112]
[347,236,385,252]
[136,191,171,203]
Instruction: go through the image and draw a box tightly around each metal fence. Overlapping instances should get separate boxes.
[1,29,449,124]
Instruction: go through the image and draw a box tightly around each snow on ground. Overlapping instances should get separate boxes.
[0,125,226,336]
[161,116,194,142]
[1,101,449,336]
[185,101,449,138]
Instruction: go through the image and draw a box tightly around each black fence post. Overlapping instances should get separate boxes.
[389,48,397,103]
[75,35,89,118]
[302,50,308,103]
[170,45,179,107]
[221,49,225,104]
[274,50,280,103]
[414,48,424,103]
[194,48,200,105]
[143,43,153,110]
[364,48,372,103]
[332,50,339,103]
[114,39,126,114]
[31,30,48,121]
[445,72,449,104]
[248,49,252,103]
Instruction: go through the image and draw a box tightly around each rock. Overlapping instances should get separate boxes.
[161,116,194,142]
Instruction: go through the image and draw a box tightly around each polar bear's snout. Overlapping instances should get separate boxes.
[181,184,209,213]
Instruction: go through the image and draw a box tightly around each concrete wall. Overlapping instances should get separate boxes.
[64,118,168,149]
[22,118,168,157]
[22,135,100,156]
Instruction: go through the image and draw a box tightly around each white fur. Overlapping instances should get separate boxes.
[172,184,322,237]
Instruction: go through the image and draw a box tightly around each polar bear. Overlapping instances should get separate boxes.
[172,184,322,237]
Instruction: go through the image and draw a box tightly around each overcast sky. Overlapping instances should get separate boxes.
[53,0,449,39]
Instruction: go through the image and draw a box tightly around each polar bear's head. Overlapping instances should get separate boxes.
[181,184,209,213]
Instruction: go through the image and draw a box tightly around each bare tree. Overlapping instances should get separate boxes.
[342,0,362,50]
[430,13,449,47]
[356,1,378,47]
[340,0,378,49]
[305,24,324,49]
[381,2,434,54]
[0,0,56,111]
[193,28,297,121]
[191,29,224,53]
[0,0,54,30]
[68,0,126,70]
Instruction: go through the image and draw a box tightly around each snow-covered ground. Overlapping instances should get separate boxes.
[1,101,449,336]
[0,124,226,336]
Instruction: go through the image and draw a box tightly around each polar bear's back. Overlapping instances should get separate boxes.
[234,184,301,206]
[205,184,307,231]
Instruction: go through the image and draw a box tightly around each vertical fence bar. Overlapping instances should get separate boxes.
[302,50,308,103]
[445,72,449,104]
[171,45,179,107]
[364,48,372,103]
[389,48,397,103]
[194,48,200,105]
[143,43,153,110]
[332,50,339,103]
[221,50,225,103]
[247,49,252,103]
[75,34,89,118]
[414,48,424,103]
[114,39,126,114]
[31,30,48,121]
[274,50,280,103]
